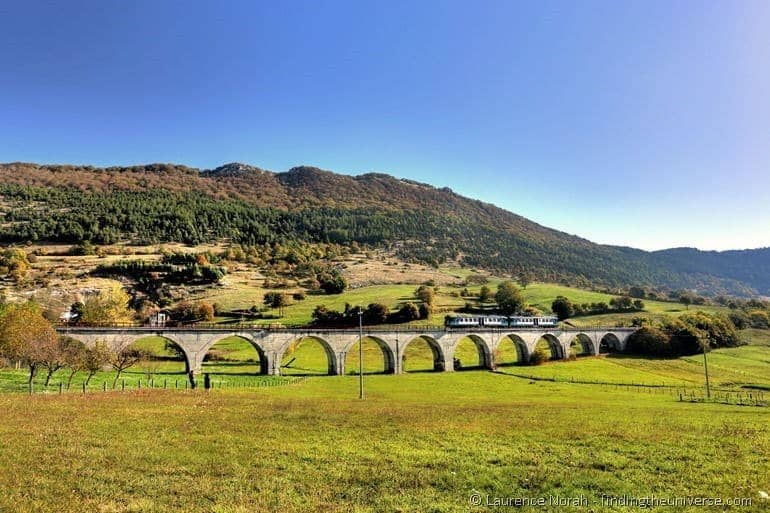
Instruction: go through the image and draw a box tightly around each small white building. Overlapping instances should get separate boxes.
[59,311,79,323]
[148,312,168,327]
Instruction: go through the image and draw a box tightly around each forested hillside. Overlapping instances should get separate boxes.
[0,162,766,296]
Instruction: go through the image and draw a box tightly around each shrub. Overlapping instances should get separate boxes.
[363,303,389,325]
[626,327,670,356]
[318,271,347,294]
[748,310,770,329]
[397,302,420,322]
[551,296,574,320]
[528,348,549,365]
[727,310,749,330]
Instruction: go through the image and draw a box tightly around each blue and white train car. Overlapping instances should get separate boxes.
[445,314,559,328]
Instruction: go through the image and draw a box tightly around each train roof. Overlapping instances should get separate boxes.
[445,313,557,318]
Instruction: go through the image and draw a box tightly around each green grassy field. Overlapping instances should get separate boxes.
[1,333,769,511]
[201,277,728,328]
[0,371,767,513]
[499,346,770,390]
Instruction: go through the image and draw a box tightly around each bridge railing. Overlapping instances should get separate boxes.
[56,322,635,332]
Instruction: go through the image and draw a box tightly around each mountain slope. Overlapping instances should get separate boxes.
[0,162,765,296]
[652,247,770,296]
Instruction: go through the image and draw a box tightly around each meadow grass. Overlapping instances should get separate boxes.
[497,347,770,390]
[202,278,727,328]
[0,371,767,512]
[1,335,769,511]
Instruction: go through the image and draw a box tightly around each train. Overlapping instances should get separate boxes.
[444,314,559,328]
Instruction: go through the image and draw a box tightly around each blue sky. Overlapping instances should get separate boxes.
[2,1,769,251]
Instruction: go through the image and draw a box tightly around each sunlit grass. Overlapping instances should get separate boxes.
[0,371,767,512]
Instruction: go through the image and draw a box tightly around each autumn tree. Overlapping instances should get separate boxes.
[81,284,134,325]
[0,248,31,283]
[63,341,86,389]
[415,285,435,306]
[0,302,58,390]
[172,301,215,323]
[478,285,492,303]
[196,301,215,322]
[63,340,109,389]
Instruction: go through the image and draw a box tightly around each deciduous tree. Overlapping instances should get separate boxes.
[39,336,82,386]
[679,293,693,310]
[495,281,524,317]
[478,285,492,303]
[518,272,534,290]
[415,285,435,306]
[81,284,133,325]
[264,292,290,317]
[551,296,574,320]
[107,338,145,387]
[0,302,58,389]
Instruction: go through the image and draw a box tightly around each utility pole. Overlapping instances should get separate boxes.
[702,336,711,399]
[358,309,364,399]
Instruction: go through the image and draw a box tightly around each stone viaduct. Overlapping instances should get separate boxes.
[56,326,637,376]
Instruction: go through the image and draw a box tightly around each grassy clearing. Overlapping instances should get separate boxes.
[203,279,727,328]
[0,372,767,513]
[498,331,770,390]
[499,346,770,390]
[740,328,770,346]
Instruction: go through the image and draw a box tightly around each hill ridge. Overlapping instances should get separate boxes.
[0,161,767,296]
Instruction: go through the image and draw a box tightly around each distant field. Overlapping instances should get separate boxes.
[198,278,726,328]
[500,345,770,390]
[3,245,731,330]
[0,371,767,512]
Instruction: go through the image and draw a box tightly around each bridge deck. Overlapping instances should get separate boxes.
[57,325,636,333]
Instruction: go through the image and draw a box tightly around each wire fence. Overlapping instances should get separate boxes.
[497,371,768,407]
[0,374,307,395]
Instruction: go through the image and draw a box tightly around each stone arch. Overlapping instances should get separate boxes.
[451,334,492,370]
[201,334,268,375]
[130,334,191,373]
[402,335,445,372]
[600,333,622,353]
[278,336,337,375]
[569,333,596,357]
[536,333,564,360]
[496,334,530,366]
[342,336,396,375]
